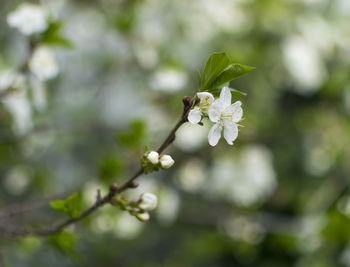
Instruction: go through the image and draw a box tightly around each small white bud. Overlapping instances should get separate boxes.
[147,151,159,165]
[137,212,150,221]
[139,193,158,211]
[159,155,175,169]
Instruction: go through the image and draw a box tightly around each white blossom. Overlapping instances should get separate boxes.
[29,46,59,81]
[3,166,30,195]
[283,35,326,93]
[2,93,33,136]
[159,155,175,169]
[137,212,150,221]
[175,123,208,152]
[209,145,277,207]
[156,186,180,225]
[150,68,187,93]
[188,92,214,124]
[147,151,159,165]
[207,87,243,146]
[111,212,144,239]
[0,69,26,92]
[139,192,158,211]
[7,3,48,35]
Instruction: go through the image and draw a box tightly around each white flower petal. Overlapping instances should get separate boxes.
[219,87,231,108]
[139,192,158,211]
[188,107,202,124]
[197,92,214,104]
[223,122,238,145]
[223,101,243,123]
[208,123,222,146]
[208,100,223,123]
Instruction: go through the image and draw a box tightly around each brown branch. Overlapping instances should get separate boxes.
[1,96,193,237]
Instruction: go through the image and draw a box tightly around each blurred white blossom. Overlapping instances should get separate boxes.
[113,212,144,239]
[3,166,30,195]
[2,93,33,136]
[176,158,206,192]
[133,43,158,69]
[0,69,26,92]
[150,68,187,93]
[335,0,350,16]
[296,216,324,253]
[175,123,208,152]
[283,35,327,93]
[157,186,180,225]
[7,3,48,35]
[29,46,59,81]
[209,145,277,207]
[221,216,265,244]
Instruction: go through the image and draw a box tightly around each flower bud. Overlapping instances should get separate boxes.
[159,155,175,169]
[147,151,159,165]
[139,192,158,211]
[137,212,150,222]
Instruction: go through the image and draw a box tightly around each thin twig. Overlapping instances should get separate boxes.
[1,96,193,237]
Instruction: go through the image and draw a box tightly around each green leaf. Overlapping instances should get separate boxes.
[211,87,247,98]
[200,52,255,92]
[99,155,124,182]
[201,52,231,91]
[49,232,80,260]
[50,193,82,218]
[206,64,256,92]
[42,21,74,48]
[43,36,73,48]
[116,119,147,148]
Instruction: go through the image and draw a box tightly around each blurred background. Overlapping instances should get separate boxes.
[0,0,350,266]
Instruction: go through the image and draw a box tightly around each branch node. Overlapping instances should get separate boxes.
[182,96,191,108]
[128,182,139,188]
[109,183,118,194]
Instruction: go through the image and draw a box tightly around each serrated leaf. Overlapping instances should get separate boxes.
[201,52,231,91]
[206,64,256,92]
[211,87,247,98]
[50,193,82,218]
